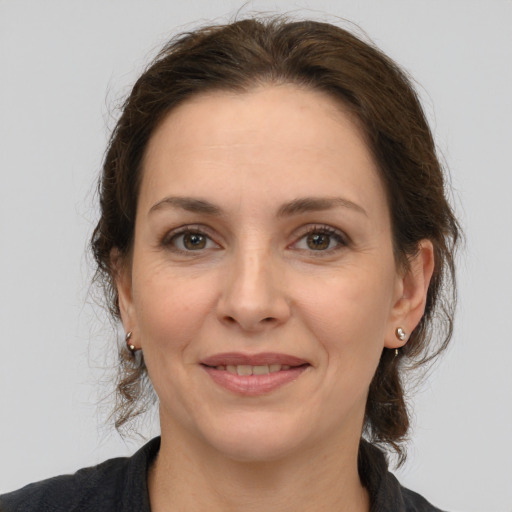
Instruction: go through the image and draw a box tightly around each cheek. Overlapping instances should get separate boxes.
[295,263,395,369]
[132,260,218,354]
[131,266,220,416]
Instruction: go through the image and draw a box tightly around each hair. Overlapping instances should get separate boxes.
[91,15,460,463]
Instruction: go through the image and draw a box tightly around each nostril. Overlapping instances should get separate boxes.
[222,314,277,330]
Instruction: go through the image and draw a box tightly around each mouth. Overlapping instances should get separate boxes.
[200,353,310,396]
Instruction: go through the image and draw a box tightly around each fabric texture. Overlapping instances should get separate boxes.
[0,437,445,511]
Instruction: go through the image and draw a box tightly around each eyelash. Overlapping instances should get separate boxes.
[161,225,219,253]
[161,224,349,254]
[292,225,349,254]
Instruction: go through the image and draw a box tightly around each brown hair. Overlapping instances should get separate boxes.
[91,15,460,462]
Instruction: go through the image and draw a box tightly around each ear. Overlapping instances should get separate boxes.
[111,248,137,340]
[384,240,435,349]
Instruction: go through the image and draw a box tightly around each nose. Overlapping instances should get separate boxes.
[216,247,291,332]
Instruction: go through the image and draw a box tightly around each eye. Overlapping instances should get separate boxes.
[163,228,219,252]
[293,226,347,252]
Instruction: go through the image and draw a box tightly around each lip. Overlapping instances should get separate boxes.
[200,352,310,396]
[201,352,308,367]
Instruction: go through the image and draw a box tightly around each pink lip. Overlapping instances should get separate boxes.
[201,352,308,367]
[201,352,310,396]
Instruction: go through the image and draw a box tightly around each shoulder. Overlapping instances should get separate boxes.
[0,456,128,512]
[359,440,447,512]
[0,437,160,512]
[400,486,447,512]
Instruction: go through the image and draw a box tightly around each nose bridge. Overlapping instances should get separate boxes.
[235,242,271,298]
[218,234,289,330]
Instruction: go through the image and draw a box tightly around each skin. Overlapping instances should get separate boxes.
[115,84,434,511]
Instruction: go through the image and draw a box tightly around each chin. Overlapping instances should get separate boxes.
[211,435,301,463]
[199,414,314,463]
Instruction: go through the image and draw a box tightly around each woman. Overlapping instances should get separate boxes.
[0,16,458,512]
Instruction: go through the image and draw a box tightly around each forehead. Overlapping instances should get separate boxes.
[145,83,367,158]
[140,84,387,220]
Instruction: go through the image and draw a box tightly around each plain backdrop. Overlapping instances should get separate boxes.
[1,1,511,511]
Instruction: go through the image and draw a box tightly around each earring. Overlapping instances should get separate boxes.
[395,327,407,341]
[394,348,399,357]
[125,331,136,352]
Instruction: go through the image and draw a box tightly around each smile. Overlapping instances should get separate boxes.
[200,353,310,396]
[213,364,291,374]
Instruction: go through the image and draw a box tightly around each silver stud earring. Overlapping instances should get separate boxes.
[395,327,407,341]
[125,331,136,352]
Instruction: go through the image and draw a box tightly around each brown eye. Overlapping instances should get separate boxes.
[306,233,331,250]
[164,229,219,252]
[293,226,347,253]
[182,232,207,250]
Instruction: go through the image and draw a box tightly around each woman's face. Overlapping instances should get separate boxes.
[117,84,428,461]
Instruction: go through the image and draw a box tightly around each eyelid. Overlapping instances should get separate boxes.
[290,224,349,252]
[161,224,221,251]
[159,223,349,254]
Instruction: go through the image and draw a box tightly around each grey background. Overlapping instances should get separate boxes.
[1,1,511,511]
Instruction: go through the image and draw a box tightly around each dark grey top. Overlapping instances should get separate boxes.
[0,437,445,511]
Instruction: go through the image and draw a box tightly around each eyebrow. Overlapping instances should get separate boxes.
[149,196,223,216]
[148,195,367,217]
[277,197,367,217]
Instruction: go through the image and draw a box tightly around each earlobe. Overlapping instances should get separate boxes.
[385,240,435,349]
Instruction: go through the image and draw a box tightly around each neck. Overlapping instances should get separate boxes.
[148,423,370,512]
